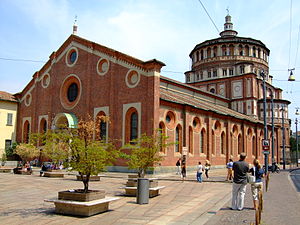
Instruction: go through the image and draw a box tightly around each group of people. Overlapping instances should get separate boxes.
[231,153,264,211]
[176,153,265,211]
[176,158,211,182]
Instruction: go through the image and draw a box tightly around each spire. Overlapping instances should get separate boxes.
[219,10,238,37]
[72,15,78,35]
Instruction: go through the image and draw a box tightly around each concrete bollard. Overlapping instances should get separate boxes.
[137,178,149,204]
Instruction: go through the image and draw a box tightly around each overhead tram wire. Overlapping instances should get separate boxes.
[197,0,220,34]
[287,0,294,94]
[0,57,46,63]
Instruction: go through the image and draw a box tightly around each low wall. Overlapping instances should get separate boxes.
[0,161,18,167]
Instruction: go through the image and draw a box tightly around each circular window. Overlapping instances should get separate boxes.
[65,47,78,67]
[165,111,176,129]
[24,93,32,107]
[125,70,140,88]
[60,74,82,110]
[96,58,109,75]
[67,83,78,102]
[41,73,50,88]
[192,117,201,132]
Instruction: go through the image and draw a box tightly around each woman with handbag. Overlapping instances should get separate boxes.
[249,159,264,210]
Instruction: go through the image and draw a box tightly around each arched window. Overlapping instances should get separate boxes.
[130,112,138,141]
[229,44,234,55]
[221,132,226,155]
[175,125,182,153]
[189,126,193,154]
[239,44,243,56]
[196,51,199,61]
[252,136,256,156]
[23,121,30,143]
[40,118,47,133]
[200,129,205,154]
[245,45,250,56]
[207,48,211,58]
[212,130,215,155]
[159,122,166,153]
[100,120,107,141]
[213,46,218,57]
[125,108,139,143]
[96,112,107,142]
[253,47,256,57]
[240,65,245,74]
[222,45,227,56]
[200,50,204,60]
[238,134,242,154]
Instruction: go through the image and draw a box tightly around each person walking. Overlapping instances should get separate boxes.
[181,159,186,181]
[196,161,203,182]
[176,158,181,175]
[231,153,249,211]
[250,159,264,210]
[226,159,234,181]
[204,160,211,179]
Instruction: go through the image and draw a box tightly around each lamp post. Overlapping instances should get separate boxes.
[261,71,269,174]
[281,105,286,170]
[296,108,299,167]
[271,93,275,170]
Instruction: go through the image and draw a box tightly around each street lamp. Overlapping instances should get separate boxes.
[261,70,269,174]
[288,68,295,81]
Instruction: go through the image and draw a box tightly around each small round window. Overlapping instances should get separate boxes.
[97,58,109,76]
[165,111,176,129]
[125,70,140,88]
[70,51,77,64]
[67,83,78,102]
[65,47,78,67]
[166,115,171,123]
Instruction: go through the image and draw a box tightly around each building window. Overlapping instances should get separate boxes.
[200,50,204,60]
[175,125,182,153]
[210,88,215,93]
[213,70,217,77]
[186,75,190,82]
[200,129,205,154]
[5,140,12,151]
[67,83,78,102]
[100,120,107,141]
[229,69,234,75]
[253,47,256,57]
[200,72,203,80]
[130,112,138,141]
[189,126,193,154]
[70,51,77,64]
[221,132,226,155]
[7,113,13,126]
[196,73,200,80]
[223,69,227,76]
[159,122,166,153]
[238,134,242,154]
[23,120,30,143]
[240,66,245,74]
[208,71,211,78]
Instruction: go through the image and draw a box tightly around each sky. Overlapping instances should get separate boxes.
[1,0,300,130]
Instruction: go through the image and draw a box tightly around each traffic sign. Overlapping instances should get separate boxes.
[262,139,270,151]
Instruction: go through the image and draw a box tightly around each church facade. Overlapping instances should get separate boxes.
[15,15,290,171]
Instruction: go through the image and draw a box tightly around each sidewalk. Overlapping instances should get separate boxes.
[205,169,300,225]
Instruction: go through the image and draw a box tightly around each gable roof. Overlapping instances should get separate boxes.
[0,91,17,103]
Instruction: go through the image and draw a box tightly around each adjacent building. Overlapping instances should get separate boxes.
[14,14,290,171]
[0,91,17,156]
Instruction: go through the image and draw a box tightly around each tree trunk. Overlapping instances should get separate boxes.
[138,169,145,178]
[82,174,90,193]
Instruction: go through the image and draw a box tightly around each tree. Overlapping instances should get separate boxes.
[40,116,119,192]
[15,143,40,163]
[122,130,171,178]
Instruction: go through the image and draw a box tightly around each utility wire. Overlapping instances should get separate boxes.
[0,57,45,63]
[197,0,220,34]
[288,0,293,68]
[294,24,300,67]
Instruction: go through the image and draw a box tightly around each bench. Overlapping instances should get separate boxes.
[44,196,119,216]
[44,172,64,178]
[14,168,32,175]
[121,186,165,197]
[0,168,12,173]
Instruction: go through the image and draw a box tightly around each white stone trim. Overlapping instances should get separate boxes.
[41,73,51,88]
[122,102,141,145]
[65,47,79,67]
[22,117,31,142]
[24,93,32,107]
[96,58,110,76]
[125,69,140,88]
[94,106,109,142]
[59,74,82,110]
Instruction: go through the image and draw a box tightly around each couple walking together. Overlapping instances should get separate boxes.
[232,153,264,211]
[196,160,210,182]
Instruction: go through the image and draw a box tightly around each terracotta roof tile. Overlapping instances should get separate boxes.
[0,91,17,102]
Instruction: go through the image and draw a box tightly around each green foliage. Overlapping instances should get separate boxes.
[122,130,170,178]
[1,153,7,164]
[15,143,40,162]
[5,142,17,158]
[39,115,119,192]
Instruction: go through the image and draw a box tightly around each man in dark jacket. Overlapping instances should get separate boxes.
[231,153,249,210]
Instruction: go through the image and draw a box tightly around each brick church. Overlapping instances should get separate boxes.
[15,14,290,172]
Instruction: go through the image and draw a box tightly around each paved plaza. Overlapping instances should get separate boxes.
[0,168,232,225]
[1,168,299,225]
